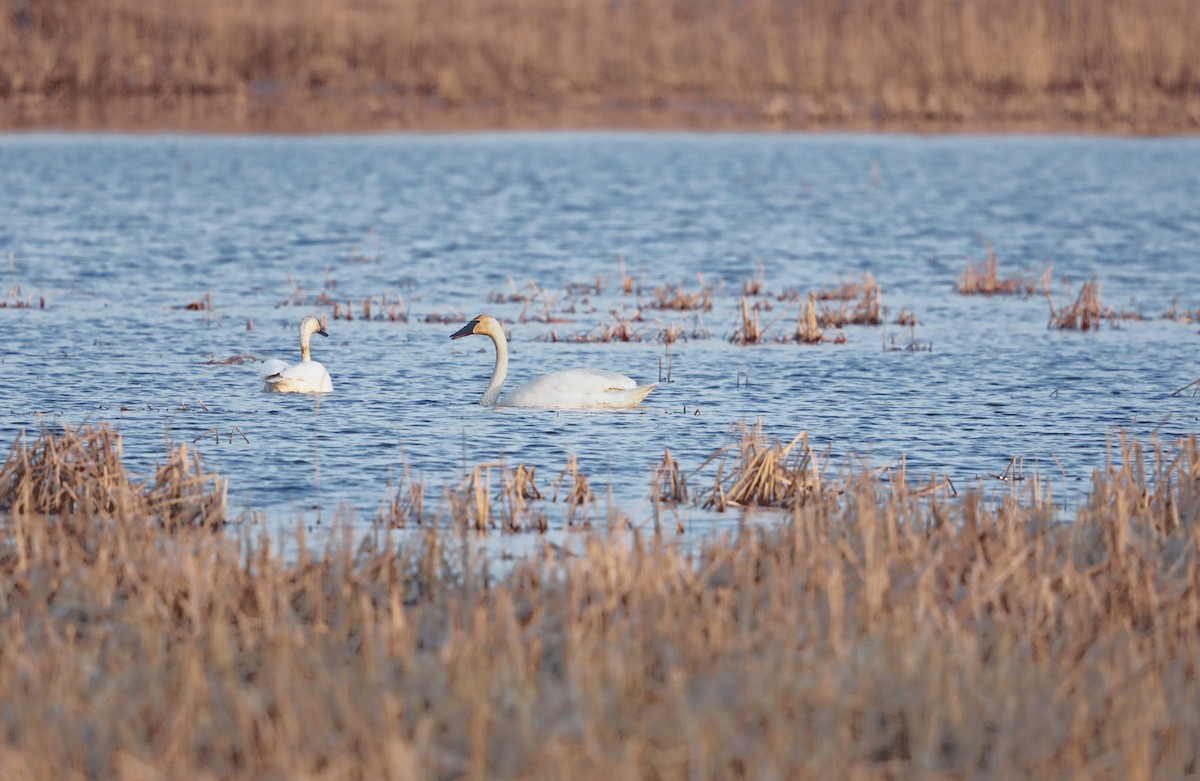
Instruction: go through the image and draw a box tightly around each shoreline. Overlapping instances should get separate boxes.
[5,90,1200,136]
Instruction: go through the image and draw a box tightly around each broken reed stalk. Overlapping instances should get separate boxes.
[653,448,688,504]
[701,419,828,511]
[550,454,592,526]
[378,466,426,528]
[2,429,1200,777]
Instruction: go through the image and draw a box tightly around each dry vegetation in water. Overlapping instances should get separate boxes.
[956,246,1048,296]
[2,424,1200,778]
[5,0,1200,132]
[1047,276,1111,331]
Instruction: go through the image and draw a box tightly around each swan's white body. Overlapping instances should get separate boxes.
[450,314,656,409]
[263,315,333,394]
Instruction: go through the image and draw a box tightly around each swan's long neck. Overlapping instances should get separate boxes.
[300,329,312,362]
[480,326,509,407]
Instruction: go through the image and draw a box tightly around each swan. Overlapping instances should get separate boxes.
[449,314,657,409]
[261,314,333,393]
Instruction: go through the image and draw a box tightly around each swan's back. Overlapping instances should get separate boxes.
[264,360,333,394]
[500,368,655,409]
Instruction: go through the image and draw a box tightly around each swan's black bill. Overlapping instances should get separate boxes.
[317,328,329,337]
[450,319,479,339]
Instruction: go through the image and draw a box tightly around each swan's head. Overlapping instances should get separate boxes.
[450,314,499,340]
[301,314,330,339]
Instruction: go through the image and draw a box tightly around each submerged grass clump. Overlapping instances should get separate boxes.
[2,425,1200,777]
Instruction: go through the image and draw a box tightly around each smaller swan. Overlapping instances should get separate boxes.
[262,314,333,393]
[450,314,656,409]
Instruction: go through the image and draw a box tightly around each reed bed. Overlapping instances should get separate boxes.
[3,424,1199,778]
[7,0,1200,132]
[0,423,226,529]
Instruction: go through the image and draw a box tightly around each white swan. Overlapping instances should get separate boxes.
[261,314,333,393]
[450,314,657,409]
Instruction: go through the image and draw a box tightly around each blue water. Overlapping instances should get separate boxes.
[2,132,1198,534]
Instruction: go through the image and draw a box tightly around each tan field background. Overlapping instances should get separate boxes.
[2,0,1200,132]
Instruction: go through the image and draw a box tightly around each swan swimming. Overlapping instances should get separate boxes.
[450,314,656,409]
[261,314,333,393]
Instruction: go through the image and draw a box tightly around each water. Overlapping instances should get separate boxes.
[2,132,1198,536]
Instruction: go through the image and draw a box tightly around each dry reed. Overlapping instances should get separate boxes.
[795,292,824,344]
[701,419,829,511]
[729,296,765,345]
[0,423,226,529]
[652,448,688,505]
[448,460,547,533]
[1047,276,1109,330]
[650,277,713,312]
[549,454,592,526]
[9,0,1200,133]
[956,246,1045,295]
[2,425,1200,777]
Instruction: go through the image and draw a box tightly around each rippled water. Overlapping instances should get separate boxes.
[2,132,1198,536]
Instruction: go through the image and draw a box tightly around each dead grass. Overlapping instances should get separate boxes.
[795,293,824,344]
[652,448,688,505]
[956,246,1046,296]
[549,454,592,527]
[2,425,1200,777]
[1047,276,1109,330]
[817,274,883,326]
[701,419,830,511]
[6,0,1200,133]
[332,293,409,322]
[649,277,713,312]
[730,296,765,345]
[1,283,45,309]
[0,423,226,529]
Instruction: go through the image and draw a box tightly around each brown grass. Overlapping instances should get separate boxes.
[449,460,548,533]
[1048,276,1109,330]
[730,296,765,345]
[6,0,1200,132]
[652,448,688,505]
[701,419,829,511]
[0,423,226,529]
[332,293,409,322]
[795,292,824,344]
[956,246,1046,296]
[649,277,713,312]
[3,425,1200,777]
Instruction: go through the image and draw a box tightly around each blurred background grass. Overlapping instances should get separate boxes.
[3,0,1199,132]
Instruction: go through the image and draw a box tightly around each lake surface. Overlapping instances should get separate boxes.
[2,132,1198,541]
